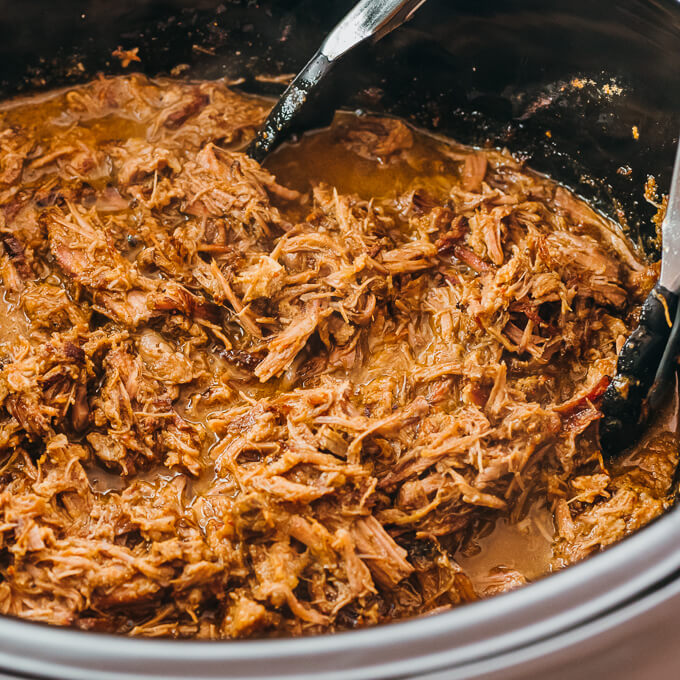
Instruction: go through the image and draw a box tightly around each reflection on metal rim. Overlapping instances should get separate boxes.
[0,506,679,679]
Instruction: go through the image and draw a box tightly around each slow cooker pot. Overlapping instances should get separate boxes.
[0,1,678,678]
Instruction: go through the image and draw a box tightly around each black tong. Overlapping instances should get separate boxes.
[599,284,680,456]
[599,139,680,458]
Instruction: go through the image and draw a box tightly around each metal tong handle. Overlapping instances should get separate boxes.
[599,283,678,457]
[659,140,680,293]
[321,0,428,61]
[247,0,427,163]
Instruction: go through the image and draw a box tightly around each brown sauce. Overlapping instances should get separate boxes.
[266,113,460,203]
[457,503,555,586]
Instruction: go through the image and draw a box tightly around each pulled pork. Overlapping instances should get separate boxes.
[0,74,674,638]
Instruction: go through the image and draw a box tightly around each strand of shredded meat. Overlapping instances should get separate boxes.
[0,74,674,638]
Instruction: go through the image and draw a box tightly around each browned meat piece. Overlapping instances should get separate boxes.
[235,255,285,302]
[175,143,298,230]
[160,91,209,129]
[453,244,491,272]
[46,205,135,290]
[254,303,323,382]
[570,474,611,503]
[137,330,194,384]
[112,46,141,68]
[20,283,89,331]
[554,375,610,414]
[0,234,32,278]
[341,116,414,162]
[115,141,182,185]
[470,208,508,266]
[45,204,220,328]
[0,128,32,186]
[71,384,90,432]
[350,516,414,587]
[553,430,678,567]
[435,216,469,253]
[462,153,488,192]
[380,240,438,274]
[546,231,628,308]
[0,333,92,440]
[222,593,270,638]
[95,186,130,213]
[474,567,527,597]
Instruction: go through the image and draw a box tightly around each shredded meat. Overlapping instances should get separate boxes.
[0,74,673,639]
[341,116,413,162]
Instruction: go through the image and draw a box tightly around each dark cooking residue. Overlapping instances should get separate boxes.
[0,74,675,638]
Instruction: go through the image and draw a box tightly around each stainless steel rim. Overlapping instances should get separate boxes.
[0,505,678,680]
[414,552,680,680]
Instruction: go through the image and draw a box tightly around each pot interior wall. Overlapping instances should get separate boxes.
[0,0,678,254]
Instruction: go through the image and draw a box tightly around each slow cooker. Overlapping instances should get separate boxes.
[0,0,678,677]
